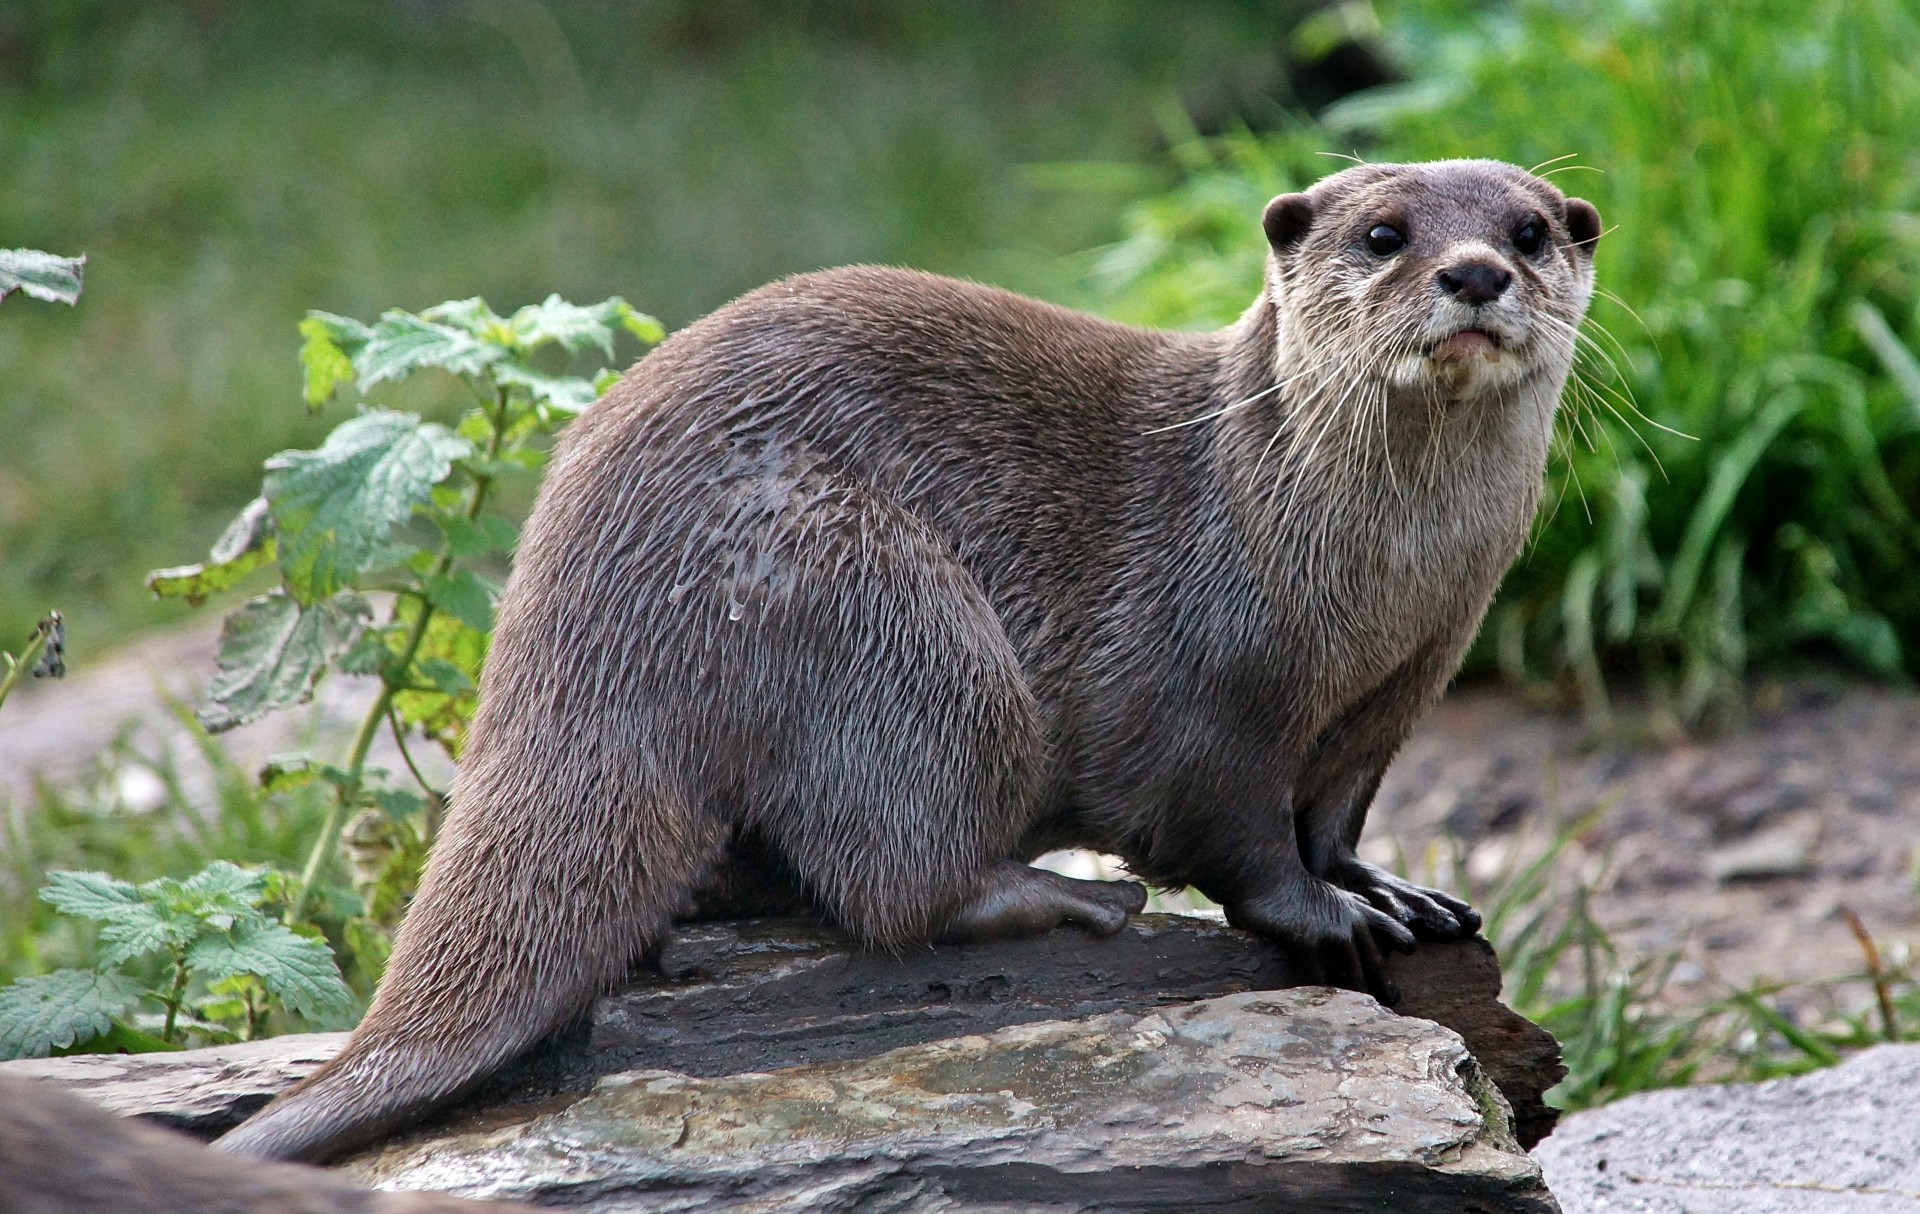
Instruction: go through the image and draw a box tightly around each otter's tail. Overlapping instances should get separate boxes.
[215,744,702,1163]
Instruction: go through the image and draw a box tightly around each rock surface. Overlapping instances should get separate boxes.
[0,1031,349,1137]
[349,989,1555,1213]
[1535,1043,1920,1213]
[6,915,1563,1211]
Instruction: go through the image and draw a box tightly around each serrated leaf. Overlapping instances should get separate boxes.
[39,871,140,923]
[303,310,375,353]
[371,787,428,822]
[420,296,508,340]
[434,513,517,560]
[146,498,278,605]
[338,625,402,677]
[493,361,600,414]
[610,298,665,345]
[391,606,488,757]
[264,411,473,602]
[508,294,618,357]
[0,249,85,306]
[175,860,268,907]
[355,311,501,391]
[415,656,473,696]
[423,568,495,632]
[0,970,142,1059]
[185,920,352,1021]
[298,316,358,407]
[201,592,370,733]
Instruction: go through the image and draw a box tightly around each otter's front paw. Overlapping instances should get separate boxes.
[1326,859,1482,942]
[1224,878,1416,1006]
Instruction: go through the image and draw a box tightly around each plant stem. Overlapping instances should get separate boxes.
[160,955,191,1044]
[284,379,509,925]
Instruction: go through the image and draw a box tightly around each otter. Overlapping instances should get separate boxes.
[219,159,1600,1163]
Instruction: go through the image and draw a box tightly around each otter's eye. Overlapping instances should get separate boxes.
[1514,218,1546,256]
[1365,224,1407,256]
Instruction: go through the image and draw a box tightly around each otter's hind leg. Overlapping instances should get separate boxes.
[738,487,1141,947]
[940,860,1148,942]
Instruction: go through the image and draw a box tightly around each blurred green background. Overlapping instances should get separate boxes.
[4,0,1919,720]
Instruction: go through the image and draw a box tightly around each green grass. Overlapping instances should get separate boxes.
[1082,0,1920,726]
[0,0,1296,649]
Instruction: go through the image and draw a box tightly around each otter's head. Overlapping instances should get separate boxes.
[1262,159,1600,405]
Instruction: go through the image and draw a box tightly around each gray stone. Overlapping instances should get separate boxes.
[3,916,1563,1153]
[1534,1043,1920,1213]
[1705,818,1817,883]
[346,989,1556,1213]
[0,1031,349,1136]
[6,916,1564,1210]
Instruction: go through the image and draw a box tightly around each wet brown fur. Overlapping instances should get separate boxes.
[218,160,1600,1163]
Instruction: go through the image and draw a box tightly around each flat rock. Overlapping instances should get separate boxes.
[347,988,1556,1213]
[1,916,1562,1151]
[0,1032,349,1136]
[1535,1043,1920,1212]
[6,915,1564,1211]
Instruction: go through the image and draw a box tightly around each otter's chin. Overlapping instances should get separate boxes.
[1430,328,1499,361]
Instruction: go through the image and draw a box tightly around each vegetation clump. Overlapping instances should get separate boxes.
[1090,0,1920,728]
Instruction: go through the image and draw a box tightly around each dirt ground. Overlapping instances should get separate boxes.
[5,621,1916,1023]
[1366,679,1920,1022]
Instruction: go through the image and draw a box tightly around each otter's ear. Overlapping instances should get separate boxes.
[1564,197,1602,255]
[1263,193,1315,253]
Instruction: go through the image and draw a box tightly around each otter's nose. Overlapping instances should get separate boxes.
[1436,263,1512,305]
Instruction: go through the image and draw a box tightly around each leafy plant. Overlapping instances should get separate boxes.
[145,292,660,952]
[0,862,350,1058]
[0,249,82,718]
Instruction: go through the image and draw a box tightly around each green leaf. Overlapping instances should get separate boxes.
[259,756,357,794]
[303,310,375,353]
[176,860,269,908]
[420,297,508,340]
[146,498,278,605]
[371,787,429,822]
[354,311,501,391]
[414,657,473,696]
[0,970,142,1059]
[423,568,495,633]
[39,871,140,923]
[391,607,488,756]
[264,410,472,602]
[0,248,86,306]
[60,1021,180,1055]
[493,361,601,414]
[508,294,618,357]
[201,592,370,733]
[185,920,353,1021]
[299,316,358,407]
[610,298,666,345]
[434,513,517,560]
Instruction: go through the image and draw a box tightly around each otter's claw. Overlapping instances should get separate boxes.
[1329,859,1481,942]
[1224,878,1415,1006]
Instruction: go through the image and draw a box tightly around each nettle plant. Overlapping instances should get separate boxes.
[152,294,662,938]
[0,864,351,1056]
[0,293,662,1060]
